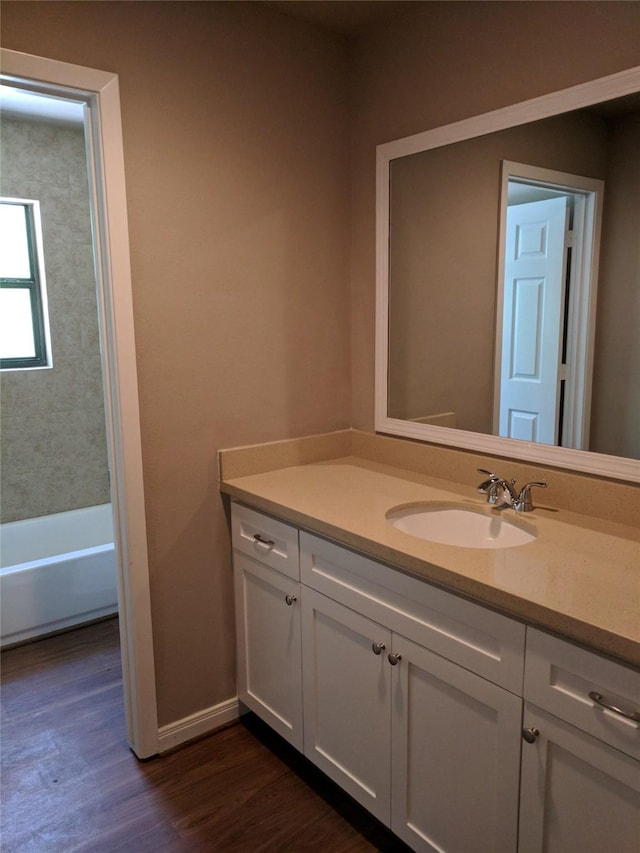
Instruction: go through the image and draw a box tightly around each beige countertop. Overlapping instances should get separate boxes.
[221,454,640,668]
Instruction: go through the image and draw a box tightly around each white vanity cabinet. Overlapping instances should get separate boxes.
[230,501,640,853]
[300,531,524,853]
[518,628,640,853]
[231,503,303,750]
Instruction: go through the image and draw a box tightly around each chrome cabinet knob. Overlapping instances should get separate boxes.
[388,652,402,666]
[522,727,539,743]
[284,594,297,606]
[372,641,386,655]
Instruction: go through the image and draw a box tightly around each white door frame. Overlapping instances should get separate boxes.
[494,161,604,451]
[1,48,158,759]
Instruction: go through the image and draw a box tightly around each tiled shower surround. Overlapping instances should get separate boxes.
[0,116,110,523]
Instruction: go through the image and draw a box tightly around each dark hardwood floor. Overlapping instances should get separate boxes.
[1,618,410,852]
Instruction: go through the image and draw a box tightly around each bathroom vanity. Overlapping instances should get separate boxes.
[221,436,639,853]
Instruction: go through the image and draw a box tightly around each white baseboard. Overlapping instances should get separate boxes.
[157,696,240,753]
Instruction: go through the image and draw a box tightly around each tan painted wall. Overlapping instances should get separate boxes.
[590,113,640,457]
[1,1,351,725]
[350,0,640,432]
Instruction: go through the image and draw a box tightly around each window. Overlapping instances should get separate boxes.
[0,198,51,369]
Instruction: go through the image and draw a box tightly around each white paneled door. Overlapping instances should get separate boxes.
[499,196,569,444]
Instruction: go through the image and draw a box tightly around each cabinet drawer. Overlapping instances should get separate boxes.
[525,628,640,759]
[300,531,525,694]
[231,503,299,579]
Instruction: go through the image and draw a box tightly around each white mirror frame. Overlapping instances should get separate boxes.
[376,65,640,483]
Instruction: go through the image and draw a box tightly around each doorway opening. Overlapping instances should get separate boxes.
[0,49,157,758]
[0,86,118,646]
[494,161,604,451]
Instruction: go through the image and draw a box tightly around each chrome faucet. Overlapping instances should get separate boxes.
[477,469,547,512]
[476,469,507,505]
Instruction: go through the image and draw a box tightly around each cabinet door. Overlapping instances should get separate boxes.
[391,634,521,853]
[234,552,303,750]
[519,703,640,853]
[301,587,392,825]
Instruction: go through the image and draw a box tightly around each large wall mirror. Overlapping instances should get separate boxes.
[375,67,640,482]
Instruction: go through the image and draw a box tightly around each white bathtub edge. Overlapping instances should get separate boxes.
[0,504,114,568]
[157,697,241,754]
[0,543,114,576]
[0,545,118,647]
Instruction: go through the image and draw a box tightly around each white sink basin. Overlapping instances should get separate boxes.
[386,504,536,549]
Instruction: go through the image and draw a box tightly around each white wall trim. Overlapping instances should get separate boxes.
[158,698,241,754]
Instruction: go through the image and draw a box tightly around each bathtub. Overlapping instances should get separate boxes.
[0,504,118,647]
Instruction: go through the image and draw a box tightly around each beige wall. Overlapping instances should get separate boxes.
[590,112,640,458]
[1,1,351,725]
[1,117,109,523]
[2,0,638,731]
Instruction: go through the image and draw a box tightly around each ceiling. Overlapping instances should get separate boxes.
[259,1,418,35]
[0,2,415,124]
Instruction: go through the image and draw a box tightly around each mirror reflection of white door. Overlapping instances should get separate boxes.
[499,197,569,444]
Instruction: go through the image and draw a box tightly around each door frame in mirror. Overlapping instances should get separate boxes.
[375,65,640,482]
[493,162,604,450]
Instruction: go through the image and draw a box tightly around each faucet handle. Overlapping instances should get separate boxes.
[516,481,547,512]
[477,468,497,478]
[477,469,503,504]
[477,468,499,489]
